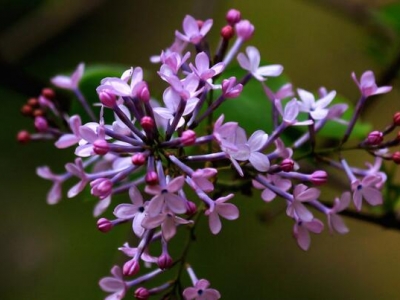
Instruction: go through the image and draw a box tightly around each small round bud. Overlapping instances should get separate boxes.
[185,201,197,216]
[366,131,383,145]
[97,218,113,233]
[134,287,150,300]
[17,130,31,144]
[132,153,146,166]
[137,83,150,102]
[393,112,400,126]
[93,139,109,155]
[235,20,254,41]
[145,171,159,185]
[33,109,44,117]
[123,259,140,276]
[157,253,173,270]
[99,90,117,108]
[34,116,48,132]
[310,170,328,185]
[392,151,400,164]
[27,97,39,107]
[41,88,55,100]
[280,158,294,172]
[221,25,234,40]
[21,105,33,116]
[181,130,196,146]
[91,178,113,199]
[226,9,241,25]
[140,116,154,131]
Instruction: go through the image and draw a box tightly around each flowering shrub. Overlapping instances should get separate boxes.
[16,8,400,300]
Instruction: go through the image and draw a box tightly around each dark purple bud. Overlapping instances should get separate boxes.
[185,201,197,216]
[366,131,383,145]
[157,253,173,270]
[134,287,150,300]
[280,159,294,172]
[235,20,254,41]
[181,130,196,146]
[123,259,140,276]
[392,151,400,164]
[132,153,146,166]
[226,9,241,25]
[145,171,159,185]
[140,116,154,131]
[34,116,48,132]
[99,90,117,108]
[97,218,113,233]
[310,170,328,185]
[93,139,109,155]
[17,130,31,144]
[221,25,234,40]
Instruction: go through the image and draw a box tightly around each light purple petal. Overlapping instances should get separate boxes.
[293,201,313,222]
[165,193,186,214]
[114,204,137,219]
[237,53,250,71]
[256,65,283,77]
[249,152,270,172]
[330,214,349,234]
[146,195,165,217]
[353,190,362,211]
[362,187,382,206]
[295,224,311,251]
[208,211,222,234]
[248,130,268,151]
[217,203,239,220]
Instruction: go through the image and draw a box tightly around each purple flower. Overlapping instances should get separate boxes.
[351,174,383,211]
[275,98,313,126]
[65,158,88,198]
[351,70,392,98]
[99,265,126,300]
[55,115,82,149]
[253,174,292,202]
[183,279,221,300]
[97,67,143,98]
[287,184,320,222]
[237,46,283,81]
[51,62,84,90]
[328,192,350,234]
[293,218,324,251]
[189,52,225,82]
[221,77,243,98]
[205,194,239,234]
[213,114,239,151]
[297,88,336,120]
[190,168,217,193]
[175,15,213,44]
[36,166,64,205]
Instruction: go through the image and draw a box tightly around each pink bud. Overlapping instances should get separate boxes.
[34,116,48,132]
[235,20,254,41]
[392,151,400,164]
[222,77,243,98]
[181,130,196,146]
[17,130,31,144]
[134,287,150,300]
[280,159,294,172]
[157,253,173,270]
[366,131,383,145]
[221,25,234,40]
[99,90,117,107]
[145,171,159,185]
[137,82,150,102]
[140,116,154,131]
[393,112,400,126]
[90,178,113,199]
[132,153,146,166]
[97,218,113,233]
[123,259,140,276]
[311,170,328,185]
[226,9,241,25]
[93,139,109,155]
[185,201,197,216]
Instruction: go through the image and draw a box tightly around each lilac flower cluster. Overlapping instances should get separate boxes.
[17,8,398,299]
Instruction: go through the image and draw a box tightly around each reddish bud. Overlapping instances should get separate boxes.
[280,159,294,172]
[17,130,31,144]
[145,171,159,185]
[123,259,140,276]
[140,116,154,131]
[132,153,146,166]
[27,97,39,107]
[134,287,150,300]
[221,25,234,40]
[181,130,196,146]
[185,201,197,216]
[21,105,33,116]
[99,90,117,108]
[393,112,400,126]
[226,9,241,25]
[366,131,383,145]
[157,253,173,270]
[97,218,113,233]
[33,109,44,117]
[93,139,109,155]
[41,88,55,100]
[310,170,328,185]
[392,151,400,164]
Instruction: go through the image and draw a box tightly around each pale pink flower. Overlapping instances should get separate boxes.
[293,218,324,251]
[36,166,64,205]
[183,279,221,300]
[190,168,217,192]
[205,194,239,234]
[351,174,383,211]
[51,62,84,90]
[287,184,320,222]
[189,52,225,82]
[175,15,213,44]
[275,98,313,126]
[297,88,336,120]
[328,192,350,234]
[97,67,143,98]
[99,266,126,300]
[351,70,392,98]
[55,115,82,148]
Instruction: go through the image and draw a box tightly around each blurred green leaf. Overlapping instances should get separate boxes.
[374,3,400,35]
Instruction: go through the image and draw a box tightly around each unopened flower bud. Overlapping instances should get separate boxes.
[311,170,328,185]
[392,151,400,164]
[157,253,173,270]
[145,171,159,185]
[34,116,48,132]
[181,130,196,146]
[132,153,146,166]
[366,131,383,145]
[17,130,31,144]
[90,178,113,199]
[93,139,109,155]
[140,116,154,131]
[33,109,44,117]
[123,259,140,276]
[185,201,197,216]
[393,112,400,126]
[280,159,294,172]
[221,25,234,40]
[134,287,150,300]
[27,97,39,107]
[21,105,33,116]
[137,83,150,102]
[235,20,254,41]
[226,9,241,25]
[99,90,117,108]
[97,218,113,233]
[41,88,55,100]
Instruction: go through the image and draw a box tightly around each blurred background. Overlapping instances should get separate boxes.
[2,0,400,299]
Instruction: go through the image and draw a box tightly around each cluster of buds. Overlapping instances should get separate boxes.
[17,8,397,299]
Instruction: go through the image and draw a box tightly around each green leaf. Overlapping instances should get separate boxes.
[374,3,400,35]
